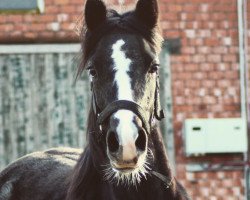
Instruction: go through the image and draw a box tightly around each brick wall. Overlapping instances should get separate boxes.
[0,0,83,43]
[160,0,245,199]
[0,0,248,199]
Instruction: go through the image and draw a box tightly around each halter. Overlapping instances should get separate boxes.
[90,74,174,190]
[151,171,174,189]
[91,72,164,134]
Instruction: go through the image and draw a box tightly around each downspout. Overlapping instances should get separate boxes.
[237,0,249,199]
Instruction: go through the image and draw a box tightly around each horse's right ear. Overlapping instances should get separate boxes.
[135,0,159,29]
[85,0,107,31]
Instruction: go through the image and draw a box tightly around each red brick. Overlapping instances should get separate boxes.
[217,80,232,87]
[204,38,220,46]
[193,55,206,63]
[181,47,195,54]
[69,14,83,22]
[208,71,225,79]
[223,105,240,112]
[185,80,201,88]
[39,31,55,38]
[10,31,22,37]
[175,96,185,105]
[224,71,239,79]
[214,188,230,196]
[229,29,238,39]
[228,47,239,54]
[211,13,227,21]
[223,54,238,63]
[182,4,199,12]
[15,25,29,32]
[173,72,193,80]
[70,0,84,4]
[201,80,216,88]
[60,5,76,13]
[180,13,195,21]
[162,13,179,21]
[6,15,23,23]
[200,63,214,71]
[197,46,211,54]
[186,96,202,105]
[212,47,228,54]
[197,30,211,38]
[24,32,38,39]
[189,38,204,46]
[46,5,59,13]
[215,63,231,71]
[207,54,221,63]
[193,71,207,79]
[166,4,182,12]
[184,64,199,71]
[227,13,238,21]
[195,13,210,21]
[61,22,75,30]
[54,0,69,5]
[39,15,55,22]
[0,15,8,23]
[23,15,34,23]
[214,30,228,38]
[32,23,47,31]
[202,21,219,29]
[0,24,14,32]
[173,80,184,88]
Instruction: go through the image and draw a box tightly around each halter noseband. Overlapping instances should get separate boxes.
[91,73,164,134]
[97,100,151,134]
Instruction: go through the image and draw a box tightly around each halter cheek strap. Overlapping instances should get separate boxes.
[154,73,165,120]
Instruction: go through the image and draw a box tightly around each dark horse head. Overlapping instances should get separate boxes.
[77,0,165,186]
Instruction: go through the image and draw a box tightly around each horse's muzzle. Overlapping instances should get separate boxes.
[106,113,147,169]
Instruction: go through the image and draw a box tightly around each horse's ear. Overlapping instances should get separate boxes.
[135,0,159,28]
[85,0,107,31]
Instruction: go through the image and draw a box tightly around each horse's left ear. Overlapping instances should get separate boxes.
[85,0,107,31]
[135,0,159,29]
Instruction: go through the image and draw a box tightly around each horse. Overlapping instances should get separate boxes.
[0,0,190,199]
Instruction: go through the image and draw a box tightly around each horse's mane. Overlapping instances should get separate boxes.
[66,107,99,200]
[77,9,163,76]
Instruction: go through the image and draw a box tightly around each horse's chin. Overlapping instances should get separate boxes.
[112,165,138,174]
[103,157,150,186]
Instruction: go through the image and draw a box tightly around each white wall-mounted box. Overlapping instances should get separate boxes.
[184,118,248,155]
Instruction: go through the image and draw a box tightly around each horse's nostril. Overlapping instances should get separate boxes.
[135,129,146,151]
[107,131,119,153]
[133,157,138,164]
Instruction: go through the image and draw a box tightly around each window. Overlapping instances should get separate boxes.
[0,0,44,14]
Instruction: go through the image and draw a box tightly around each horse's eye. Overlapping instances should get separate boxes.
[149,64,159,73]
[89,69,97,77]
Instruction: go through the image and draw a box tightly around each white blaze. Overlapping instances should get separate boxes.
[111,39,137,160]
[112,40,132,100]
